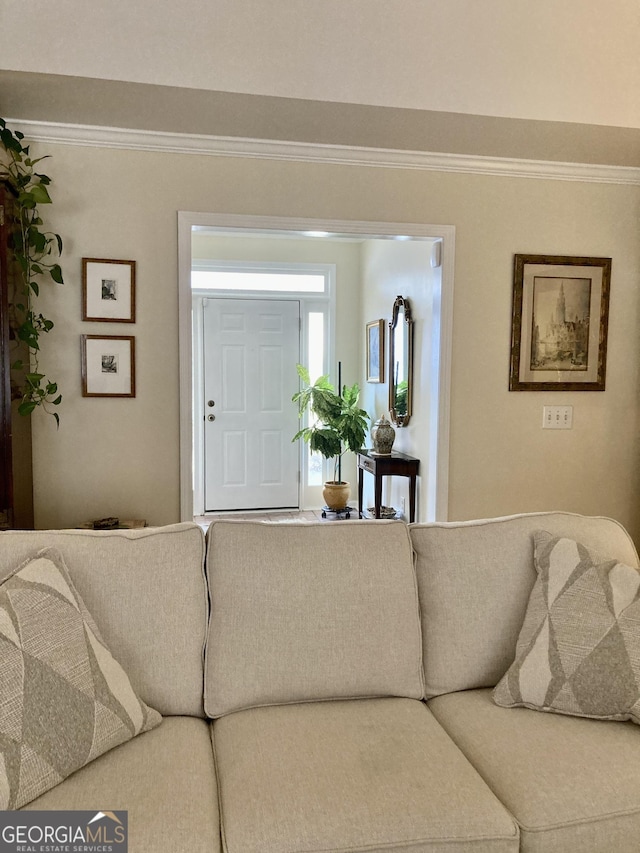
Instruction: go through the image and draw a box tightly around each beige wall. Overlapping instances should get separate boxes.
[32,141,640,543]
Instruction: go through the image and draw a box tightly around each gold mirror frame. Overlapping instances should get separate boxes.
[388,295,414,427]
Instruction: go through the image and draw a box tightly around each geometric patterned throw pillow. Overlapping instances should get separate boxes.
[493,530,640,723]
[0,548,162,809]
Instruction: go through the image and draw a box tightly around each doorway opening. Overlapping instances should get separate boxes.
[178,214,454,523]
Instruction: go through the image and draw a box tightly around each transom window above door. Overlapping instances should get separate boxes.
[191,261,329,294]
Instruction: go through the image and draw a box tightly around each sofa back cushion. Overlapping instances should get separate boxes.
[0,523,207,717]
[204,520,424,717]
[409,512,639,699]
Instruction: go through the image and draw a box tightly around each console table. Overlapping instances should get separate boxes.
[357,450,420,522]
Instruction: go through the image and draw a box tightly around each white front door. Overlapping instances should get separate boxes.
[203,298,300,511]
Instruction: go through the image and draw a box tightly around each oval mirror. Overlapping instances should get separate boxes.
[388,295,414,427]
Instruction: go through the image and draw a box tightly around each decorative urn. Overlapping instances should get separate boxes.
[371,415,395,456]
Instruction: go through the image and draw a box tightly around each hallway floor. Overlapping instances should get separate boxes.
[194,507,367,531]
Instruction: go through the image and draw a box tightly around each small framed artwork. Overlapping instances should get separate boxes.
[82,258,136,322]
[81,335,136,398]
[366,319,385,383]
[509,254,611,391]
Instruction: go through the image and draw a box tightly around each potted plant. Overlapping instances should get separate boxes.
[0,118,64,424]
[292,364,369,511]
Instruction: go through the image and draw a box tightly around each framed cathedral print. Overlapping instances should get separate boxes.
[509,254,611,391]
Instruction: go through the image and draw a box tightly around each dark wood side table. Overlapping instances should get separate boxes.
[357,450,420,522]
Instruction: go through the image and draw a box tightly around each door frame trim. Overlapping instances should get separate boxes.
[178,212,455,522]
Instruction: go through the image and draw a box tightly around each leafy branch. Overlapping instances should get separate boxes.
[0,118,63,424]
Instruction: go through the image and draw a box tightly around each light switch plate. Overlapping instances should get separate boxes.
[543,406,573,429]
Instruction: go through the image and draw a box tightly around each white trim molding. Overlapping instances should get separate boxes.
[8,119,640,186]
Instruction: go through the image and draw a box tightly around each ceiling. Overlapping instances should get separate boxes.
[1,1,639,166]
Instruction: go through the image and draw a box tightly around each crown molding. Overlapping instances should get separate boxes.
[8,119,640,186]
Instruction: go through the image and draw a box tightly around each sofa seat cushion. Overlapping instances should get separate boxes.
[22,717,220,853]
[205,520,424,717]
[212,697,519,853]
[429,689,640,853]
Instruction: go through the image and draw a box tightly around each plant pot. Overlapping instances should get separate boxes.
[323,480,350,511]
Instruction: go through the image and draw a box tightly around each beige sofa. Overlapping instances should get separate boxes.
[3,511,640,852]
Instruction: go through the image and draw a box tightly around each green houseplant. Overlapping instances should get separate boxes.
[292,364,369,510]
[0,117,63,424]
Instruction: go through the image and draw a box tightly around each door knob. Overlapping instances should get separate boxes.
[207,400,215,407]
[207,414,216,422]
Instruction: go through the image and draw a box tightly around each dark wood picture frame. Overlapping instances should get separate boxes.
[509,254,611,391]
[366,319,385,383]
[82,258,136,323]
[81,335,136,398]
